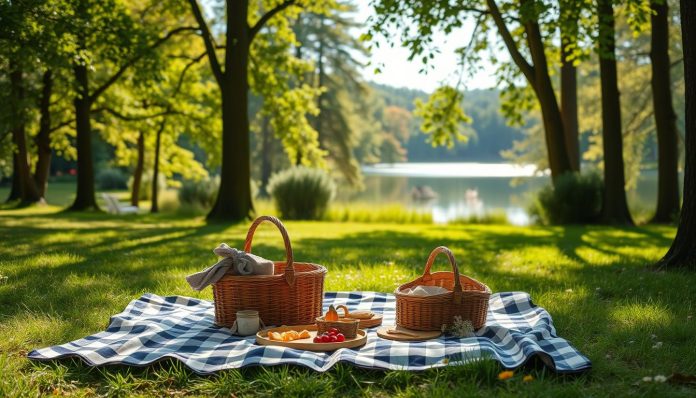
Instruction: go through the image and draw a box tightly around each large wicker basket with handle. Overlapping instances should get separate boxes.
[395,246,491,331]
[212,216,327,328]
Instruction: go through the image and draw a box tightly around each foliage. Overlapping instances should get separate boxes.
[414,86,472,148]
[250,30,326,169]
[0,206,693,396]
[178,176,219,210]
[531,171,604,225]
[291,2,378,185]
[268,167,335,220]
[96,169,128,190]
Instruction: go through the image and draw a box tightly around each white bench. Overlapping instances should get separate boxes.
[101,193,139,214]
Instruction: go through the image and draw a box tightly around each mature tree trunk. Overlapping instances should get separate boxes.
[151,121,165,213]
[559,3,580,172]
[206,0,253,221]
[259,117,273,197]
[656,0,696,269]
[34,70,53,199]
[597,0,633,225]
[487,0,573,181]
[9,67,41,204]
[650,0,681,223]
[69,64,99,211]
[6,154,21,202]
[131,130,145,207]
[524,18,573,180]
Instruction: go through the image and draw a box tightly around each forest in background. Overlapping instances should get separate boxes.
[0,0,687,227]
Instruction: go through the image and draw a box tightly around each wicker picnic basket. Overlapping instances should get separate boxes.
[395,246,491,331]
[212,216,327,328]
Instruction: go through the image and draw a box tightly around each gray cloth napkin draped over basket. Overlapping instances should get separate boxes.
[186,243,274,291]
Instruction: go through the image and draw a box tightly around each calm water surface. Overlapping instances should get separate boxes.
[341,163,659,225]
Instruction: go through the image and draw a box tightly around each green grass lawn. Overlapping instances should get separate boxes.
[1,204,695,396]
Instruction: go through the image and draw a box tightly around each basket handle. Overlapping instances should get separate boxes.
[422,246,462,304]
[243,216,295,285]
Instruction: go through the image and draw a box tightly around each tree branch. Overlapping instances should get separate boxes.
[89,26,198,102]
[101,107,176,122]
[188,0,224,85]
[249,0,297,41]
[172,51,208,96]
[485,0,535,84]
[49,118,76,133]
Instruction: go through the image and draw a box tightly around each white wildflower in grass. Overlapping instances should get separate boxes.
[445,316,475,338]
[653,375,667,383]
[642,376,653,382]
[652,342,663,349]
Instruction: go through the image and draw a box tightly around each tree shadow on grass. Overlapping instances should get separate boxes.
[5,220,693,393]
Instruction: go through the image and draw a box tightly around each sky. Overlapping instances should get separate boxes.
[352,1,498,93]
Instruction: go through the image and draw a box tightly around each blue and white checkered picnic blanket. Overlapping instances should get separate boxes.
[28,292,591,374]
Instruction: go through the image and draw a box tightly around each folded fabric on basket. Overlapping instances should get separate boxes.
[27,291,592,374]
[186,244,274,290]
[399,285,450,297]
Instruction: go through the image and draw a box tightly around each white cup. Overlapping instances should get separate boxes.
[233,310,262,336]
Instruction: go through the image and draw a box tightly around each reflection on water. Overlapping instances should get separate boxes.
[340,163,659,225]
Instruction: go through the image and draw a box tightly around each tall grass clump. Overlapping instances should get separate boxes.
[448,211,509,225]
[324,203,432,223]
[178,176,219,212]
[268,167,335,220]
[531,171,603,225]
[97,169,128,190]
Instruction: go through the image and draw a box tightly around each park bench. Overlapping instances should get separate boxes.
[101,193,139,215]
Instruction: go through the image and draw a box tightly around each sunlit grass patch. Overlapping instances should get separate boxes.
[1,208,695,397]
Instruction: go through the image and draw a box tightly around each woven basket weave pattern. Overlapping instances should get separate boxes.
[395,246,491,331]
[316,317,359,339]
[212,216,327,328]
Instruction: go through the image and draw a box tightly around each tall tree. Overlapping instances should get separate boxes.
[370,0,574,182]
[597,0,633,225]
[188,0,326,221]
[188,0,276,220]
[33,70,54,198]
[8,63,41,204]
[559,0,581,171]
[66,0,195,211]
[650,0,681,223]
[293,2,367,185]
[656,0,695,269]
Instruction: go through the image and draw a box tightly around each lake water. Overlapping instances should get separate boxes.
[341,163,659,225]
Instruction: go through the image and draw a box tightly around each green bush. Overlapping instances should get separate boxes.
[268,167,336,220]
[531,171,603,225]
[178,176,219,210]
[128,171,167,201]
[97,169,128,190]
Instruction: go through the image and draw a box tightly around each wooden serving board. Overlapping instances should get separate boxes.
[342,314,383,328]
[376,326,441,341]
[256,324,367,351]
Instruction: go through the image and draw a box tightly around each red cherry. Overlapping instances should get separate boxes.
[321,335,331,343]
[328,328,339,334]
[329,335,338,342]
[313,336,322,343]
[336,333,345,342]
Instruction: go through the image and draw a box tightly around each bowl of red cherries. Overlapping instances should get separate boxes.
[313,327,346,343]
